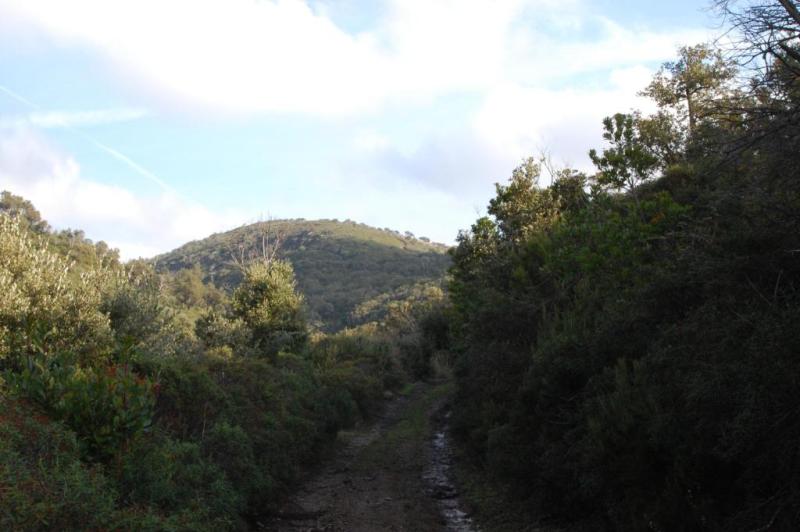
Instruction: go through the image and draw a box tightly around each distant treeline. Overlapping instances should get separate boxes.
[154,218,451,331]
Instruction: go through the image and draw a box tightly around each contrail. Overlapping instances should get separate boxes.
[0,83,172,193]
[0,85,40,109]
[89,140,173,192]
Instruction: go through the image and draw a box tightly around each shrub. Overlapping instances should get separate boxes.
[231,260,307,357]
[0,215,112,367]
[0,398,118,531]
[5,348,156,460]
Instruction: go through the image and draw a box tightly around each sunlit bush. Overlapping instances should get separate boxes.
[0,215,112,367]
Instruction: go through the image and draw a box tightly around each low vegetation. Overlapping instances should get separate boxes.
[0,199,443,530]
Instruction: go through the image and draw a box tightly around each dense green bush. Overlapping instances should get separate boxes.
[448,34,800,530]
[0,215,112,366]
[6,349,155,460]
[118,434,243,530]
[231,260,308,356]
[0,398,118,531]
[0,397,244,531]
[308,327,403,416]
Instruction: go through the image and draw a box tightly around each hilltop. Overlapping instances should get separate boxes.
[154,218,452,331]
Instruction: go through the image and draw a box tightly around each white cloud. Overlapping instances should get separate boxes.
[0,127,244,259]
[362,131,508,197]
[505,16,709,85]
[0,108,149,129]
[472,75,659,173]
[351,63,663,200]
[1,0,387,115]
[0,0,721,248]
[0,0,713,116]
[353,129,390,152]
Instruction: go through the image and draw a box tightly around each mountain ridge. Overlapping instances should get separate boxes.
[154,218,452,331]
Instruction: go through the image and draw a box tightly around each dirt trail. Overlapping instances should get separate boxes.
[263,383,457,532]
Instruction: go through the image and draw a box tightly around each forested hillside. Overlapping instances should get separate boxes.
[155,219,450,331]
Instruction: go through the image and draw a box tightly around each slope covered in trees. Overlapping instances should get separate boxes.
[155,219,450,331]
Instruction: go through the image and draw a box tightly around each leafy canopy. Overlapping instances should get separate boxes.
[231,259,307,356]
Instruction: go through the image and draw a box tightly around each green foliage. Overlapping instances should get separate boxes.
[155,218,451,331]
[488,157,559,243]
[6,348,156,460]
[589,113,660,200]
[118,434,244,530]
[448,43,800,529]
[0,395,235,531]
[309,327,404,414]
[48,228,121,274]
[0,191,50,233]
[0,190,122,275]
[634,110,686,167]
[384,286,452,380]
[101,261,192,358]
[0,194,427,530]
[231,259,307,356]
[641,43,736,134]
[349,280,445,327]
[169,265,225,308]
[195,309,250,354]
[134,351,393,520]
[0,398,118,531]
[0,215,112,366]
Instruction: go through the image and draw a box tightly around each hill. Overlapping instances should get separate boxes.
[154,219,452,331]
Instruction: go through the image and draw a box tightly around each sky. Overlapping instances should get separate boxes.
[0,0,718,259]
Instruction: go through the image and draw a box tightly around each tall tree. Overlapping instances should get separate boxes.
[641,44,736,135]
